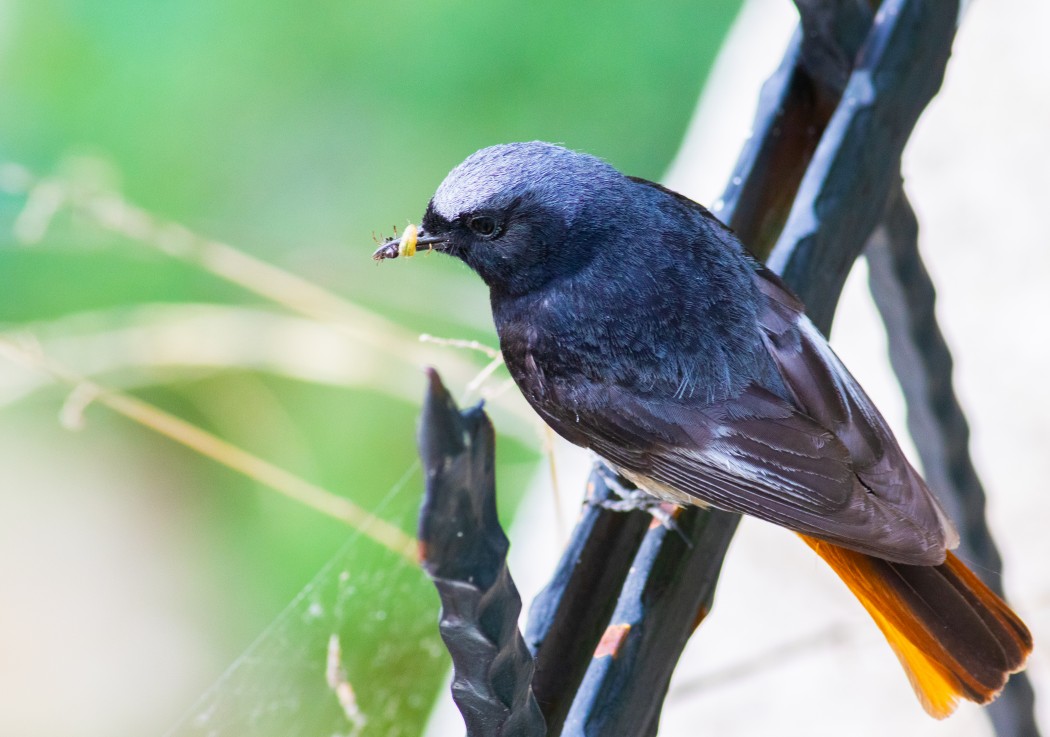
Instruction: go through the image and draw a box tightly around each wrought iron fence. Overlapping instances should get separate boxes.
[415,1,1039,735]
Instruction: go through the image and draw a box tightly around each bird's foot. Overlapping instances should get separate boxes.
[590,463,682,532]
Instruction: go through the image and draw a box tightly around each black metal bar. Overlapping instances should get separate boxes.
[794,0,874,96]
[865,187,1040,737]
[767,0,959,327]
[719,0,874,257]
[717,31,827,255]
[523,470,652,733]
[559,508,740,737]
[417,369,546,737]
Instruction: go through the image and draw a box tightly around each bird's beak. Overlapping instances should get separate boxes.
[372,224,448,261]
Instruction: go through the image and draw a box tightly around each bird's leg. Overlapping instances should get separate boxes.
[590,462,683,533]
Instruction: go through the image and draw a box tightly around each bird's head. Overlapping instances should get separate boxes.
[374,142,628,296]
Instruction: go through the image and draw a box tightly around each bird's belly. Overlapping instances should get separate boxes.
[615,466,711,510]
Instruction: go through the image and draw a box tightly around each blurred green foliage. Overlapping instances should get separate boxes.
[0,1,741,735]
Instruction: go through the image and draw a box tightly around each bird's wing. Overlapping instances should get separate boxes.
[560,377,947,565]
[752,266,957,552]
[535,273,955,564]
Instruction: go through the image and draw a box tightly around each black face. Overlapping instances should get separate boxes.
[421,194,575,297]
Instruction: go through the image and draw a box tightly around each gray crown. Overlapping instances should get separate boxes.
[431,142,624,225]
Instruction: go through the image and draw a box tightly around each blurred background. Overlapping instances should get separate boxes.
[0,1,740,735]
[1,1,1048,736]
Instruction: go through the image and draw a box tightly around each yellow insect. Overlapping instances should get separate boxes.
[398,223,418,258]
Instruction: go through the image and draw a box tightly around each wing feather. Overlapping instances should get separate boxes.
[753,267,958,548]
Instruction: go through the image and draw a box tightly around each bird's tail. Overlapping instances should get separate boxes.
[801,535,1032,718]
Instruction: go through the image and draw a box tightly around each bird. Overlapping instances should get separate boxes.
[374,141,1031,718]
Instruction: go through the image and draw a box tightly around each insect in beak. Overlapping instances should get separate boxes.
[372,224,447,261]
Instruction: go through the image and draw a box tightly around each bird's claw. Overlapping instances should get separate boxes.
[589,463,683,533]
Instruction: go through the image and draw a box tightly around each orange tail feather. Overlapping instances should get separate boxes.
[801,535,1032,718]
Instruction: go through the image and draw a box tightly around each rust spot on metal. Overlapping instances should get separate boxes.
[594,623,631,659]
[691,604,710,633]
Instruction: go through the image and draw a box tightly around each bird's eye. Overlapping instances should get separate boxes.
[467,215,499,238]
